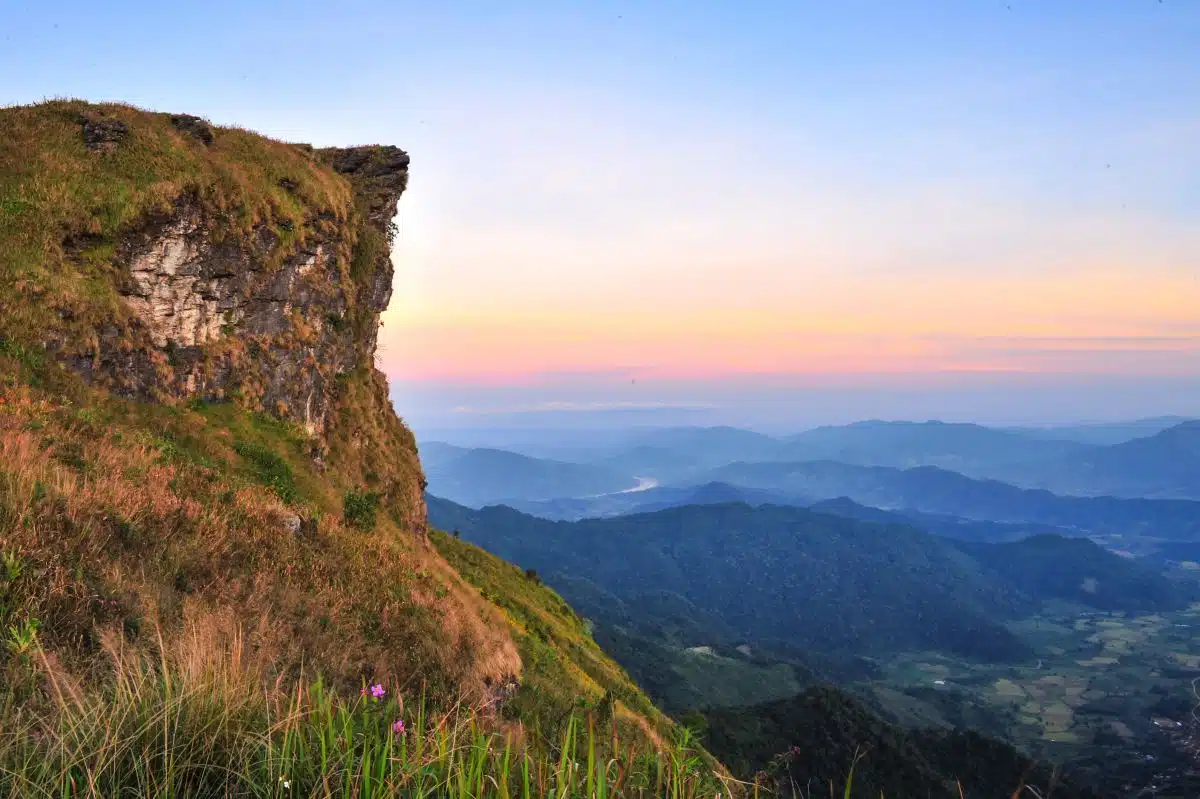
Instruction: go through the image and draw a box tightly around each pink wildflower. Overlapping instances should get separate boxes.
[392,719,406,735]
[370,683,386,699]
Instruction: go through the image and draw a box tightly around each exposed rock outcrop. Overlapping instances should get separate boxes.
[170,113,215,145]
[5,101,424,534]
[82,116,129,151]
[58,145,407,442]
[320,145,411,227]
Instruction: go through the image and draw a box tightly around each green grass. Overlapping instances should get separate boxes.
[0,336,44,371]
[343,488,381,530]
[235,439,301,504]
[433,532,671,736]
[0,634,733,798]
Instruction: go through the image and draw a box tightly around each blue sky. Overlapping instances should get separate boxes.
[3,1,1198,430]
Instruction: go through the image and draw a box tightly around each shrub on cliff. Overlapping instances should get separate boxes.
[343,488,381,530]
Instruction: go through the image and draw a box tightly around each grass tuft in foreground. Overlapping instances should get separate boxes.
[0,621,737,798]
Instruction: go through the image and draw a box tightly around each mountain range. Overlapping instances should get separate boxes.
[419,443,634,506]
[422,418,1200,507]
[701,459,1200,540]
[427,496,1195,669]
[1005,416,1196,446]
[473,452,1200,547]
[779,419,1087,474]
[1015,420,1200,499]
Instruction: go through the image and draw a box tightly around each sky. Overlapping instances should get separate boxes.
[2,0,1198,430]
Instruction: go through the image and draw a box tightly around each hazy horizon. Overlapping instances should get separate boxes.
[395,374,1200,435]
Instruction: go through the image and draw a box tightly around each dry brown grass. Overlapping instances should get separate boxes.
[0,373,698,787]
[0,376,517,708]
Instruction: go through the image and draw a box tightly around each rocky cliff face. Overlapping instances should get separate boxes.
[58,143,408,442]
[1,101,426,532]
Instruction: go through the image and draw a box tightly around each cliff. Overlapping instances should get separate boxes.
[5,103,397,437]
[0,100,684,771]
[1,100,426,532]
[93,142,407,440]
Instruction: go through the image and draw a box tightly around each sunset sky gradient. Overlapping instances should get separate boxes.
[3,1,1197,428]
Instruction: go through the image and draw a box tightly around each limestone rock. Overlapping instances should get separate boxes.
[54,143,410,442]
[9,101,427,537]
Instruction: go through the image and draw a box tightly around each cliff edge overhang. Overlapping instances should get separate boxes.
[0,101,410,444]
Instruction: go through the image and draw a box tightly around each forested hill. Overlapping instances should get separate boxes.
[427,496,1034,661]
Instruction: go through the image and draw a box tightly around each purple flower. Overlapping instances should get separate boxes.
[370,683,386,699]
[392,719,406,735]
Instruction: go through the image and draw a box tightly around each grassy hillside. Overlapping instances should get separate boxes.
[430,532,696,751]
[0,376,520,698]
[0,100,718,796]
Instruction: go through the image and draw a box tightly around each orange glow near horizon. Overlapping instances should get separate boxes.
[378,270,1200,384]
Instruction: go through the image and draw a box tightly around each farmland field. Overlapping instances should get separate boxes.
[862,601,1200,793]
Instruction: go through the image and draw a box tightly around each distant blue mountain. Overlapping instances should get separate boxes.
[419,445,633,507]
[1005,416,1196,446]
[1035,420,1200,499]
[421,417,1200,512]
[701,459,1200,540]
[504,481,808,521]
[778,419,1089,474]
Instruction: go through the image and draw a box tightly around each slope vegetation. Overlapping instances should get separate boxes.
[949,534,1197,611]
[0,100,694,792]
